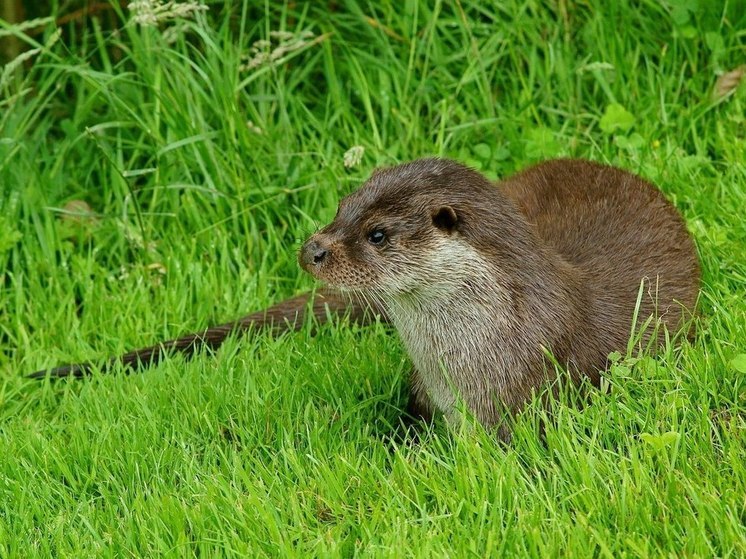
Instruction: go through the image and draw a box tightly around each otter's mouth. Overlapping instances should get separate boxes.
[298,234,382,292]
[298,235,347,287]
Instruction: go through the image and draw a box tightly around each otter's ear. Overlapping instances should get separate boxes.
[432,206,458,233]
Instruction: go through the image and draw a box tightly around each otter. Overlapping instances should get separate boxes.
[29,158,700,435]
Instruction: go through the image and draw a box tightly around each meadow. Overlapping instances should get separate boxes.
[1,0,745,556]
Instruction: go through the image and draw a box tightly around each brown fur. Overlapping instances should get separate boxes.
[30,158,699,438]
[299,158,699,431]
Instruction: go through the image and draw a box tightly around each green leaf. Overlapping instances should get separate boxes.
[729,354,746,373]
[473,142,492,160]
[679,25,698,39]
[670,6,691,26]
[636,356,666,377]
[615,133,645,150]
[524,127,562,158]
[494,145,511,161]
[705,31,724,58]
[641,431,680,452]
[600,103,635,134]
[610,363,631,377]
[667,0,699,12]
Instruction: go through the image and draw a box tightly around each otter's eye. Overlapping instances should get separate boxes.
[367,229,386,246]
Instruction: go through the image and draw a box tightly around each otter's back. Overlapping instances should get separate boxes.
[499,159,699,346]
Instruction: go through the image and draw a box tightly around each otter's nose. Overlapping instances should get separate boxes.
[299,238,329,269]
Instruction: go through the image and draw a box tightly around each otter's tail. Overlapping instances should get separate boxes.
[28,289,384,379]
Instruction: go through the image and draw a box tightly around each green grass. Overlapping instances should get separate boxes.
[1,0,745,556]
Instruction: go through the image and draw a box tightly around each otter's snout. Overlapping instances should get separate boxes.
[299,237,329,272]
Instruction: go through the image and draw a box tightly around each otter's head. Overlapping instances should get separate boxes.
[299,158,497,298]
